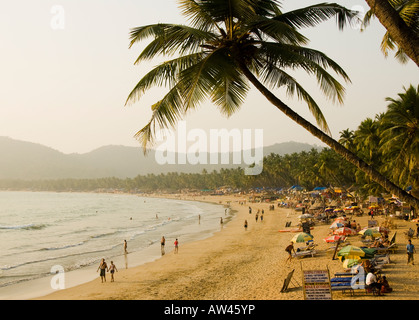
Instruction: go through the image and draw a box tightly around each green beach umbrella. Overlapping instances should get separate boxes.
[342,258,361,269]
[359,228,381,238]
[361,247,377,259]
[291,232,313,243]
[337,245,366,259]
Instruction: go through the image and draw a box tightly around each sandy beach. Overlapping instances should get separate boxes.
[36,194,419,300]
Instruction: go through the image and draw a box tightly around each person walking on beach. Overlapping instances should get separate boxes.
[97,258,108,283]
[407,239,416,265]
[244,219,248,231]
[109,261,118,282]
[285,242,296,263]
[123,240,128,254]
[174,238,179,254]
[161,236,166,255]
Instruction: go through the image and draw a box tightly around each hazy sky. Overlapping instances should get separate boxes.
[0,0,417,154]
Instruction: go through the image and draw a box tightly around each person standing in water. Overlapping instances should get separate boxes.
[123,240,128,253]
[161,236,166,255]
[174,238,179,254]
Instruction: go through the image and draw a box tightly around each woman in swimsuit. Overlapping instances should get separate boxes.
[109,261,118,282]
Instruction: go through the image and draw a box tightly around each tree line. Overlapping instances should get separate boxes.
[1,85,417,200]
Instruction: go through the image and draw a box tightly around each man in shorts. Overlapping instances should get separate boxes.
[407,239,416,265]
[97,258,108,283]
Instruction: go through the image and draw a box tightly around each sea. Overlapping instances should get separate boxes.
[0,191,231,299]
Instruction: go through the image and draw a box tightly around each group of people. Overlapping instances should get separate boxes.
[244,207,264,230]
[352,260,392,296]
[97,236,180,283]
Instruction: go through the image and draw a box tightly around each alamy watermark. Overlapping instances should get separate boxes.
[154,121,264,175]
[50,265,65,290]
[50,5,65,30]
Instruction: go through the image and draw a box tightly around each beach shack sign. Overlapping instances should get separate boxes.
[302,270,332,300]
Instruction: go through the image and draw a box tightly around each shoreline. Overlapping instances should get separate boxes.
[18,193,419,300]
[0,193,229,300]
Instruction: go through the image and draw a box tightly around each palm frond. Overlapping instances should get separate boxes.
[125,53,204,105]
[247,15,309,45]
[130,24,215,63]
[275,3,360,30]
[209,52,250,116]
[258,42,349,103]
[134,84,186,151]
[260,64,330,134]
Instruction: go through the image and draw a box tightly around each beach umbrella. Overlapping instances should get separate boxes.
[372,226,389,234]
[333,227,357,236]
[338,245,366,259]
[291,232,314,243]
[329,222,345,229]
[368,204,379,209]
[342,258,361,268]
[323,235,343,243]
[361,247,377,259]
[325,207,334,212]
[359,228,381,238]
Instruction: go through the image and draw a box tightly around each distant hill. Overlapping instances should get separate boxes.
[0,137,322,180]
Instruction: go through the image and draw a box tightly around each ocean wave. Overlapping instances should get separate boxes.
[40,241,85,251]
[0,223,47,230]
[90,231,121,239]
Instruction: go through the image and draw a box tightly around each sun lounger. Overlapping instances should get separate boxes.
[330,276,367,296]
[375,243,397,254]
[334,271,357,277]
[292,250,317,258]
[372,254,391,265]
[330,275,381,296]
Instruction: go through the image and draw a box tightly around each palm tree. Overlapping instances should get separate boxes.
[380,84,419,188]
[363,0,419,66]
[126,0,419,209]
[339,128,355,151]
[354,118,381,163]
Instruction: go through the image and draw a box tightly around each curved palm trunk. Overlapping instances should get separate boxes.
[365,0,419,67]
[238,62,419,210]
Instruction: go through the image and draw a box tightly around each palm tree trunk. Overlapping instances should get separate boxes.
[364,0,419,67]
[238,62,419,210]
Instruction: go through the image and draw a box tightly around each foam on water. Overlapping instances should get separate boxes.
[0,191,231,298]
